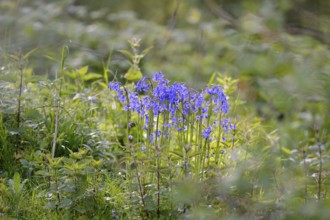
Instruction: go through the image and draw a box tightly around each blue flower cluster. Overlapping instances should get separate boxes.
[108,72,233,141]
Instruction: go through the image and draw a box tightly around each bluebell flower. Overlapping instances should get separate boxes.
[128,91,139,111]
[128,135,133,141]
[202,105,210,119]
[222,118,230,134]
[108,81,126,103]
[206,85,229,114]
[153,72,164,82]
[136,77,150,93]
[144,114,149,126]
[109,72,231,150]
[149,133,154,144]
[203,126,212,139]
[128,122,135,128]
[108,81,121,92]
[195,91,205,109]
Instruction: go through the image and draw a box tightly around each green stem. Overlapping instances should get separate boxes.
[215,113,223,165]
[155,113,161,218]
[316,128,322,202]
[16,53,24,153]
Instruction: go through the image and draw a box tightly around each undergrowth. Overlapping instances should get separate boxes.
[0,41,329,220]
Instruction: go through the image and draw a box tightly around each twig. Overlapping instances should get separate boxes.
[51,46,68,158]
[16,52,24,152]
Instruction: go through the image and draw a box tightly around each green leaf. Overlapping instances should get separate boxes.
[58,198,72,209]
[61,45,69,72]
[141,46,153,56]
[24,108,42,120]
[65,71,78,79]
[118,50,134,60]
[78,66,89,76]
[208,72,217,84]
[83,73,102,81]
[96,81,108,89]
[91,159,103,169]
[23,48,38,60]
[188,151,202,158]
[281,147,292,155]
[170,150,183,158]
[44,55,59,63]
[124,65,143,81]
[12,172,21,196]
[35,170,52,177]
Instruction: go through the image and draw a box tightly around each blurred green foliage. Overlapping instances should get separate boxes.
[0,0,330,219]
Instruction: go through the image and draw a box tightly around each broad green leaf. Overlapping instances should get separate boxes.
[24,108,42,120]
[141,46,153,56]
[13,172,21,196]
[78,66,89,76]
[118,49,134,60]
[124,65,143,81]
[65,71,78,79]
[96,81,108,89]
[281,147,292,155]
[58,198,72,209]
[91,159,103,169]
[83,73,102,81]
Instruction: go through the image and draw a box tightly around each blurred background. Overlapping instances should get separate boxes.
[0,0,329,127]
[1,1,330,218]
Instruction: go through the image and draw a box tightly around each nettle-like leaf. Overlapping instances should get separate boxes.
[78,66,89,76]
[118,50,134,60]
[47,155,64,169]
[9,172,27,198]
[83,73,102,81]
[141,46,153,57]
[124,65,143,81]
[91,159,103,169]
[12,172,21,196]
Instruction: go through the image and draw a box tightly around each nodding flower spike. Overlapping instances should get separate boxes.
[203,126,212,139]
[153,72,164,82]
[108,81,121,92]
[110,72,231,143]
[206,85,229,114]
[108,81,125,103]
[136,77,150,93]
